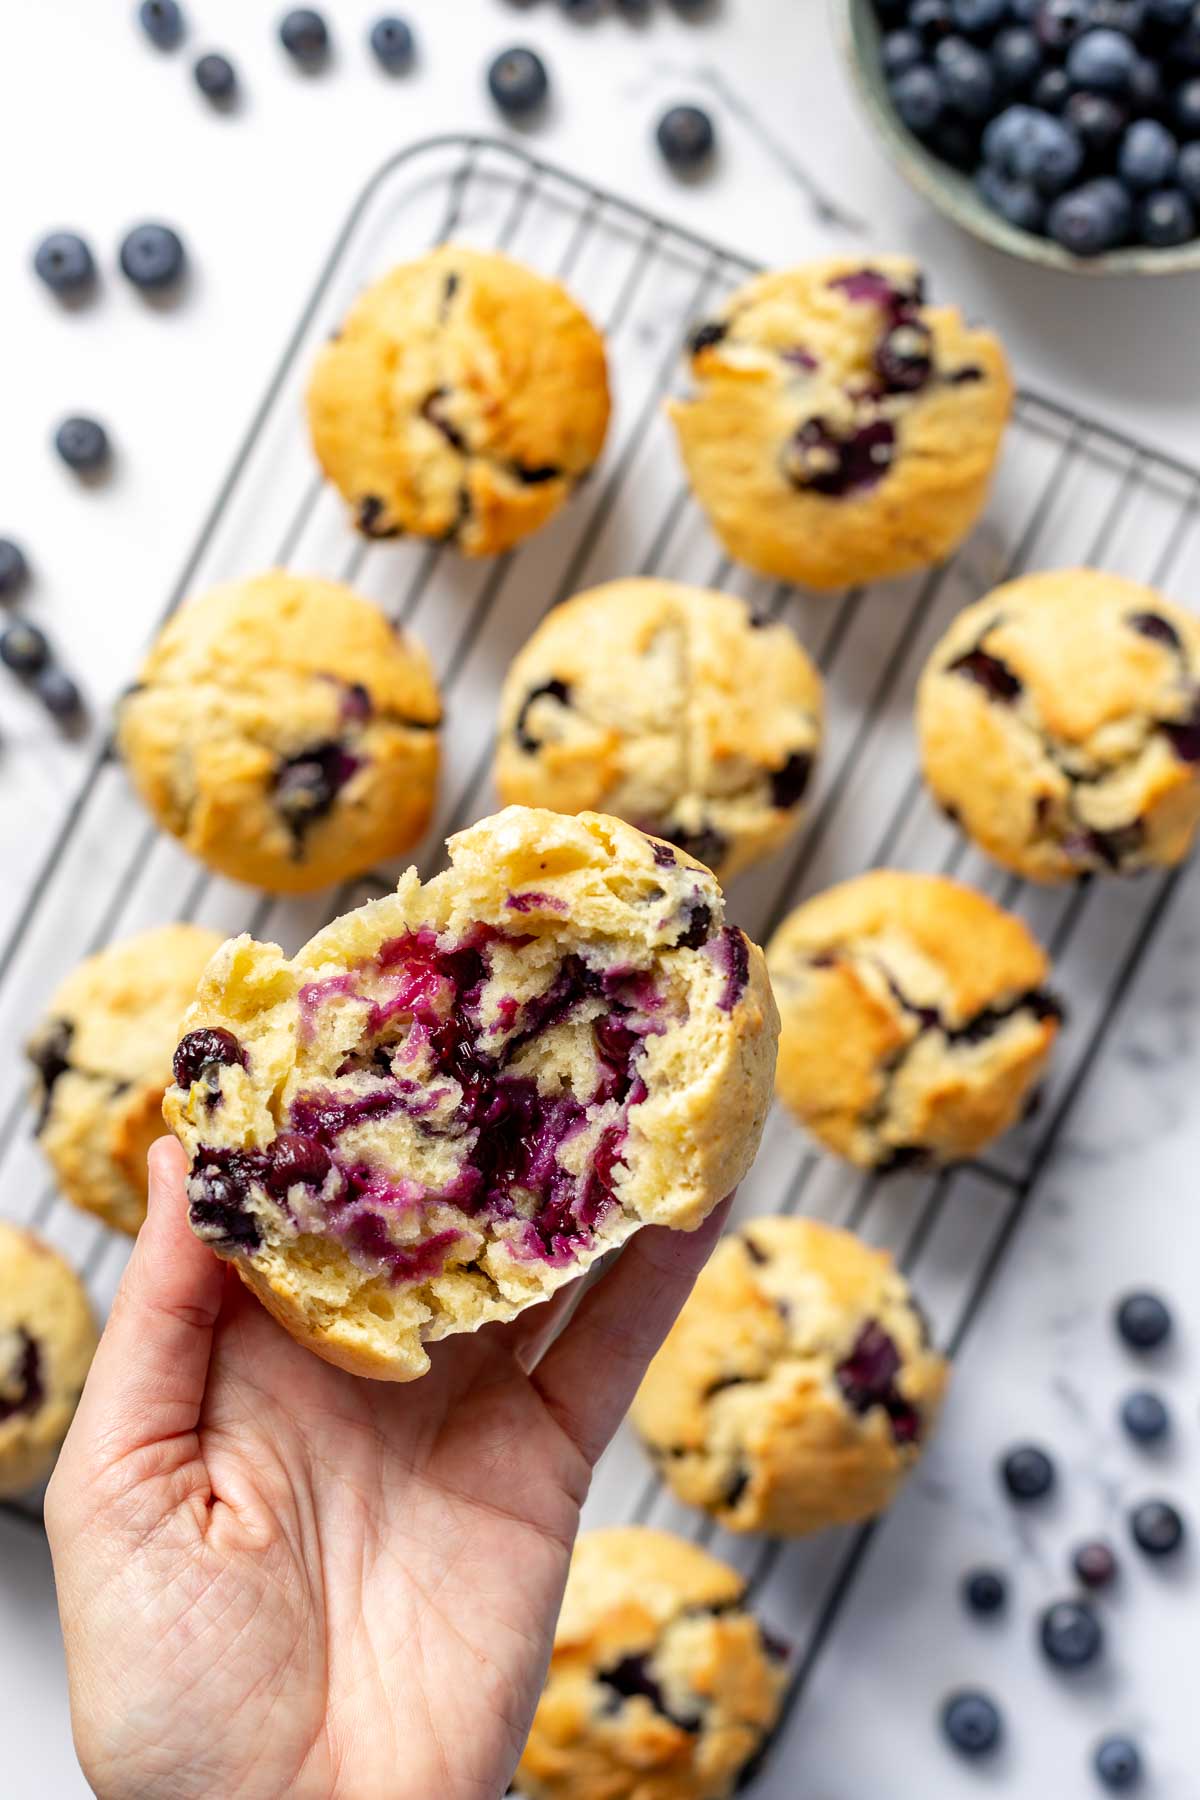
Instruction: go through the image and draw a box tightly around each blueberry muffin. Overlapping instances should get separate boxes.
[767,872,1062,1171]
[515,1527,786,1800]
[494,580,823,882]
[307,246,611,555]
[164,808,778,1382]
[918,569,1200,883]
[118,571,441,894]
[0,1223,98,1497]
[26,924,224,1236]
[631,1218,949,1536]
[668,257,1012,592]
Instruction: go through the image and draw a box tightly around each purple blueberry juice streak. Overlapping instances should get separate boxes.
[706,927,751,1012]
[829,267,924,314]
[343,1216,463,1282]
[298,971,362,1043]
[505,890,567,913]
[288,1086,408,1142]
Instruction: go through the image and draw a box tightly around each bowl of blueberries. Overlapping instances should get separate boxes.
[838,0,1200,270]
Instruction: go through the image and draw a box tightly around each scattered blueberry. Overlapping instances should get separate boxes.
[1067,26,1139,89]
[1001,1443,1056,1501]
[487,45,549,116]
[369,16,415,70]
[54,417,110,476]
[137,0,184,48]
[34,667,84,722]
[279,8,330,65]
[1048,176,1132,250]
[892,64,945,131]
[1129,1497,1185,1555]
[1119,117,1179,185]
[119,221,187,290]
[1138,184,1196,240]
[1094,1735,1144,1790]
[1073,1540,1119,1588]
[883,27,926,74]
[194,51,237,103]
[656,103,716,170]
[1115,1291,1172,1350]
[1039,1598,1104,1669]
[0,540,29,601]
[978,164,1047,227]
[0,620,50,677]
[1121,1388,1170,1441]
[962,1567,1008,1614]
[941,1690,1002,1757]
[33,231,96,298]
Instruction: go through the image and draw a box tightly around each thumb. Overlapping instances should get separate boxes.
[58,1136,225,1475]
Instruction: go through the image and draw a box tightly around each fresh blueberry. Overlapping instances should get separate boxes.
[279,8,330,64]
[1036,0,1098,50]
[1121,1389,1170,1441]
[935,36,997,117]
[1116,1291,1172,1348]
[1001,1443,1056,1500]
[656,104,716,170]
[0,619,50,676]
[1119,117,1179,185]
[1067,26,1139,88]
[1179,139,1200,199]
[369,16,415,69]
[1040,1598,1104,1668]
[1066,90,1128,154]
[1033,64,1073,108]
[1094,1735,1143,1790]
[33,231,96,298]
[1129,1497,1185,1555]
[54,416,110,475]
[1139,185,1197,242]
[992,25,1044,90]
[941,1690,1002,1757]
[1175,77,1200,134]
[487,46,549,115]
[119,221,187,290]
[883,28,926,74]
[953,0,1009,30]
[910,0,957,41]
[962,1567,1008,1614]
[986,105,1085,189]
[1047,176,1132,249]
[34,666,84,721]
[892,63,945,131]
[1128,55,1166,117]
[1073,1540,1119,1588]
[978,165,1048,227]
[137,0,184,47]
[194,50,237,101]
[0,539,30,600]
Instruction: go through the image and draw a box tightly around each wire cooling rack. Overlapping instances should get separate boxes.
[1,135,1198,1788]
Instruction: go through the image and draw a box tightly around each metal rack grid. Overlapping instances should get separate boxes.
[1,135,1197,1787]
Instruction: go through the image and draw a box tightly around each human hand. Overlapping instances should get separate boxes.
[47,1138,730,1800]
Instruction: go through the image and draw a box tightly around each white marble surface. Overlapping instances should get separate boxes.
[1,1,1199,1796]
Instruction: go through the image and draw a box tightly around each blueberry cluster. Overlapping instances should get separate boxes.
[135,6,418,105]
[0,542,84,729]
[944,1289,1188,1786]
[875,0,1200,254]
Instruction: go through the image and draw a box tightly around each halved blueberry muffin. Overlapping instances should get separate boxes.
[919,568,1200,882]
[516,1527,786,1800]
[117,571,441,894]
[164,808,778,1381]
[669,257,1012,591]
[632,1218,949,1536]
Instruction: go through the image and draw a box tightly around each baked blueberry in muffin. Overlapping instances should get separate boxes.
[164,808,778,1381]
[307,247,611,556]
[515,1527,786,1800]
[632,1218,949,1535]
[495,579,823,882]
[668,256,1012,591]
[117,571,441,894]
[918,568,1200,882]
[767,871,1062,1170]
